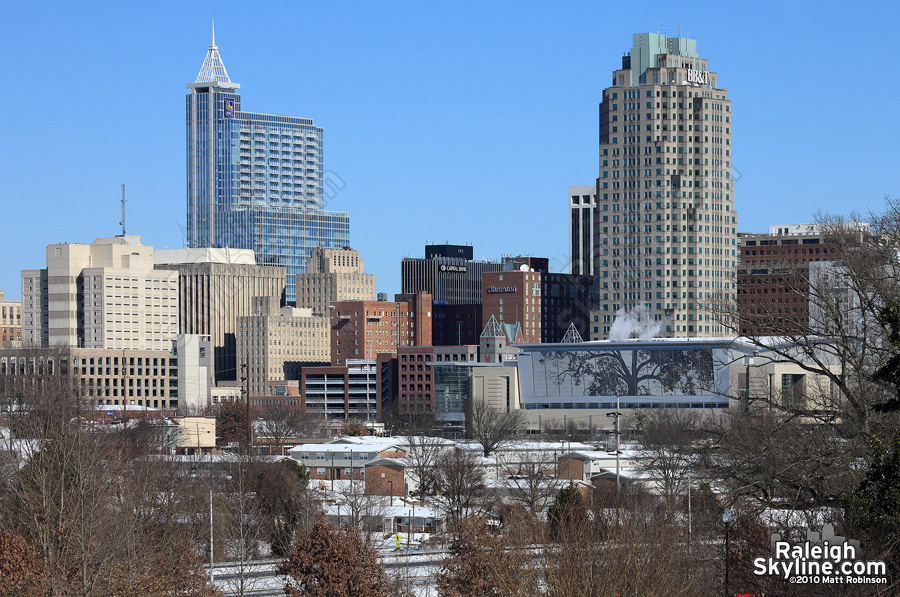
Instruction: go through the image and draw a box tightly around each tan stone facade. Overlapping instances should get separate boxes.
[0,292,21,348]
[238,296,330,396]
[295,247,375,316]
[154,259,285,383]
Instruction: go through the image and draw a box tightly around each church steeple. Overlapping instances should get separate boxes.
[195,20,233,85]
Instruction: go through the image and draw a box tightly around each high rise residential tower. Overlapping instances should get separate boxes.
[186,27,350,302]
[590,33,737,339]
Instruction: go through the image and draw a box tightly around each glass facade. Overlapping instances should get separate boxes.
[186,40,349,302]
[433,364,471,416]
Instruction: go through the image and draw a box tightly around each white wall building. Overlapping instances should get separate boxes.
[21,236,178,350]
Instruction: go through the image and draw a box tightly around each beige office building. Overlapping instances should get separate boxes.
[295,247,375,316]
[21,236,178,350]
[154,248,285,383]
[237,296,330,396]
[0,292,21,348]
[589,33,737,339]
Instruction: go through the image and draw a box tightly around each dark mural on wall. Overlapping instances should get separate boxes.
[533,348,716,398]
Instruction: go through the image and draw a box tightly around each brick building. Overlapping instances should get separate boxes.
[331,293,432,365]
[736,224,867,336]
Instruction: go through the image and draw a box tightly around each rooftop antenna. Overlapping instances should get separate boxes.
[211,18,216,47]
[119,184,127,236]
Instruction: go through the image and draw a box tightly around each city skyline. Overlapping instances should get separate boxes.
[3,1,899,301]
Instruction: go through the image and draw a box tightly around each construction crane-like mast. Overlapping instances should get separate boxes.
[119,184,126,236]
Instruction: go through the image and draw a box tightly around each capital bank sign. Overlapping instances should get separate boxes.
[687,69,709,85]
[440,264,467,274]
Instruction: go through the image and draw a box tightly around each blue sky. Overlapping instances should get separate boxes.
[2,0,899,300]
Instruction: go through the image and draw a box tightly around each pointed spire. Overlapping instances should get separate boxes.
[480,315,505,339]
[561,323,584,344]
[195,21,232,84]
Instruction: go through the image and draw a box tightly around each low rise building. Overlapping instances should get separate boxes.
[0,292,21,348]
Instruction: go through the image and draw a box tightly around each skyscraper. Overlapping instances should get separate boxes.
[589,33,737,339]
[186,27,350,302]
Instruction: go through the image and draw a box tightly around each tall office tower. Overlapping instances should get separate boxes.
[401,244,503,304]
[186,29,350,303]
[569,184,598,276]
[590,33,737,339]
[154,248,285,383]
[21,236,178,350]
[295,247,375,316]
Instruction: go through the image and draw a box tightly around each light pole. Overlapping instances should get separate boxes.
[723,509,733,597]
[605,394,621,497]
[742,350,758,411]
[389,480,393,506]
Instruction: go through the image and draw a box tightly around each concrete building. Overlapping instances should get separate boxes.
[155,248,285,383]
[589,33,737,339]
[21,236,178,350]
[237,295,330,396]
[295,247,375,316]
[185,29,350,303]
[0,292,21,348]
[569,185,598,276]
[331,293,432,365]
[299,360,381,422]
[0,334,211,411]
[432,361,522,437]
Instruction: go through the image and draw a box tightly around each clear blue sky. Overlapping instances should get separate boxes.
[2,0,899,300]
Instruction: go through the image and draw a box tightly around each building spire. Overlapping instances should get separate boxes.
[195,21,231,84]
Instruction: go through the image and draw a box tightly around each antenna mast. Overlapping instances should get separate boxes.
[119,184,126,235]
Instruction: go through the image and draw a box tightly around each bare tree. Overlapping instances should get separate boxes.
[632,409,702,513]
[333,478,389,546]
[467,399,525,457]
[0,347,219,596]
[434,450,487,529]
[499,449,564,516]
[256,401,303,455]
[219,453,265,597]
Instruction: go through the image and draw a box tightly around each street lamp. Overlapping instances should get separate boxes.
[605,394,621,496]
[742,350,759,411]
[722,509,733,597]
[389,480,393,506]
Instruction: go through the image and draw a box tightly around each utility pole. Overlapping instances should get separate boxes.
[209,488,214,583]
[241,362,251,452]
